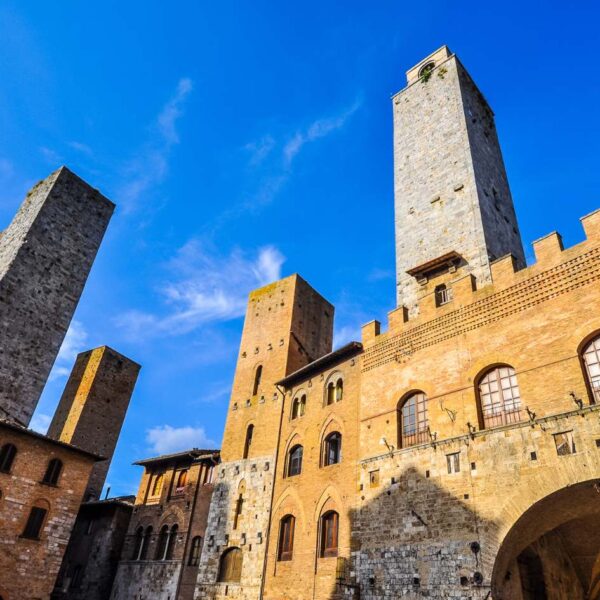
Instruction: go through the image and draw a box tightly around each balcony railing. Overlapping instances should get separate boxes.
[481,406,523,429]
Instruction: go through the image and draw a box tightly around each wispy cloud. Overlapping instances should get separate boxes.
[30,412,52,435]
[245,134,276,167]
[367,267,394,282]
[118,77,193,212]
[68,141,93,156]
[146,424,216,455]
[116,243,285,339]
[48,320,88,381]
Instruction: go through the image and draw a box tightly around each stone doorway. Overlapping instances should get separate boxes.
[491,479,600,600]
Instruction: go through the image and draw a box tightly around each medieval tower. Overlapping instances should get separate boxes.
[0,167,114,425]
[393,46,525,312]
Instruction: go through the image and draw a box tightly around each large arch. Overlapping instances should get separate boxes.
[491,478,600,600]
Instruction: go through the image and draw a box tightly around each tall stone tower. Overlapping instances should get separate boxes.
[393,46,525,312]
[0,167,115,425]
[196,274,333,599]
[47,346,141,500]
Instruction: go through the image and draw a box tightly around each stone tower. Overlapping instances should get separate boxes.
[0,167,115,426]
[196,274,333,599]
[47,346,141,500]
[393,46,525,312]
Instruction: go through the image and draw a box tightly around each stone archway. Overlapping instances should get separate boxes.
[491,479,600,600]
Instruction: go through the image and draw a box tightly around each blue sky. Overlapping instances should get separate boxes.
[1,1,599,496]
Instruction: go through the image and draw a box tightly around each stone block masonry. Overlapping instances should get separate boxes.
[0,166,115,426]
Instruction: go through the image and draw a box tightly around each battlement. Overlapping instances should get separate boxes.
[362,208,600,363]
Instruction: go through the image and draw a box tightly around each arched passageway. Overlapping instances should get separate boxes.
[492,479,600,600]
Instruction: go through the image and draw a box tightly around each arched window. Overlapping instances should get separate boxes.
[132,526,144,560]
[278,515,295,561]
[478,365,522,428]
[189,536,202,566]
[243,425,254,459]
[323,432,342,466]
[218,547,242,582]
[140,526,153,560]
[42,458,63,485]
[335,379,343,402]
[287,445,303,477]
[320,511,339,558]
[176,470,188,492]
[151,473,164,497]
[0,443,16,473]
[166,524,178,560]
[435,284,452,307]
[291,395,306,419]
[156,525,169,559]
[22,504,48,540]
[326,382,335,405]
[233,494,244,529]
[398,392,429,448]
[582,335,600,403]
[252,365,263,396]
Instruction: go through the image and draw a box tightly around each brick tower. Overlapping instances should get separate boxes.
[47,346,141,500]
[393,46,525,312]
[0,167,115,425]
[196,274,333,599]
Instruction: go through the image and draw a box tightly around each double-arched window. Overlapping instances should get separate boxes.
[155,524,178,560]
[218,547,242,582]
[582,335,600,403]
[397,392,429,448]
[291,395,306,419]
[42,458,63,485]
[323,432,342,466]
[277,515,295,561]
[326,378,343,405]
[477,365,522,429]
[132,525,153,560]
[287,445,303,477]
[0,443,16,473]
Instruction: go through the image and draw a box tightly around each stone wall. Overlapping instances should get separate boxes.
[0,167,114,426]
[111,561,182,600]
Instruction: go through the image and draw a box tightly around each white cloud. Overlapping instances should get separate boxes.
[333,324,361,349]
[48,320,88,381]
[68,141,93,156]
[146,424,216,455]
[157,78,193,144]
[245,134,276,166]
[30,412,52,434]
[116,243,285,338]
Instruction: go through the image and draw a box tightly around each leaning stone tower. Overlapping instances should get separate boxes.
[393,46,525,312]
[196,274,333,599]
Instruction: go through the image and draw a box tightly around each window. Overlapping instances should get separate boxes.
[217,547,242,582]
[132,526,144,560]
[22,506,47,540]
[320,511,339,558]
[291,395,306,419]
[189,536,202,566]
[582,335,600,403]
[252,365,263,396]
[277,515,295,561]
[166,524,178,559]
[478,366,522,429]
[175,469,188,493]
[369,470,380,488]
[326,382,335,405]
[287,445,303,477]
[418,61,435,79]
[0,443,16,473]
[151,473,164,497]
[554,431,576,456]
[140,526,153,560]
[326,378,343,405]
[447,452,460,474]
[243,425,254,459]
[398,392,429,448]
[323,432,342,466]
[42,458,62,485]
[435,284,453,307]
[335,379,343,402]
[156,525,169,560]
[233,494,244,529]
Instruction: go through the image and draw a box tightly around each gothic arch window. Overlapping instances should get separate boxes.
[175,469,188,492]
[132,526,144,560]
[0,443,16,473]
[287,445,303,477]
[218,547,242,582]
[478,365,523,429]
[189,536,202,566]
[252,365,263,396]
[581,334,600,403]
[323,432,342,466]
[165,524,178,559]
[140,526,153,560]
[320,510,339,558]
[291,394,306,419]
[397,391,429,448]
[151,473,164,497]
[243,424,254,459]
[277,515,295,561]
[325,376,343,405]
[155,525,169,560]
[42,458,62,486]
